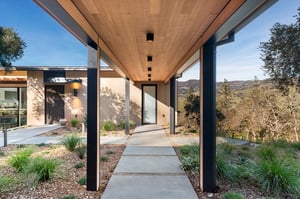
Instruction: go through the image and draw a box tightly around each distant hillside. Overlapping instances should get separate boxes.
[177,79,272,95]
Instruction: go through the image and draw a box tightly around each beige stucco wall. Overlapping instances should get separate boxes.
[27,71,45,125]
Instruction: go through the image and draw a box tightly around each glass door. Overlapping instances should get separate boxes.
[142,85,157,124]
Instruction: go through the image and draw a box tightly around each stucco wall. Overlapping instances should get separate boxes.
[27,71,45,125]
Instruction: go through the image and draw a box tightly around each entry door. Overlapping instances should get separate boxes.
[45,85,65,124]
[142,85,157,124]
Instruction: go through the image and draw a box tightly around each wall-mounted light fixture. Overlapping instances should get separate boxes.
[70,79,82,96]
[146,33,154,42]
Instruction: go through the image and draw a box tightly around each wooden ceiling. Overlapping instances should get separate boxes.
[40,0,253,82]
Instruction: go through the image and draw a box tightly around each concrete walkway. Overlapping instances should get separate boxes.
[101,125,198,199]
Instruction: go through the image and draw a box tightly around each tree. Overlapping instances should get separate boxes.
[184,90,200,127]
[259,8,300,91]
[0,26,26,67]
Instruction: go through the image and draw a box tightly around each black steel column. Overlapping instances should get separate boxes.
[170,77,176,134]
[200,35,216,192]
[87,44,100,191]
[125,78,130,134]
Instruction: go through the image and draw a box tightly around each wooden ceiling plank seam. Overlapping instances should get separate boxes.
[164,0,246,83]
[58,0,133,80]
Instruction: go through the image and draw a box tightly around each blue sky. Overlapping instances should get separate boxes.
[0,0,299,82]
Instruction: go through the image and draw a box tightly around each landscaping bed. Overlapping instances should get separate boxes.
[0,143,125,199]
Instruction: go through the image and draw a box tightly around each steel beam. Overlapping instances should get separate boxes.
[125,78,130,134]
[87,45,100,191]
[170,77,176,134]
[200,35,216,192]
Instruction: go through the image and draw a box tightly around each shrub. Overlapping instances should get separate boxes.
[0,151,5,156]
[74,162,85,169]
[119,120,136,129]
[222,192,244,199]
[36,143,46,147]
[78,176,86,185]
[256,146,276,161]
[218,143,236,155]
[0,176,14,192]
[62,134,81,151]
[180,155,199,173]
[70,118,80,127]
[100,156,108,162]
[253,159,300,197]
[76,144,86,159]
[291,142,300,150]
[106,150,115,155]
[103,120,114,131]
[179,144,199,156]
[8,148,33,172]
[25,157,57,183]
[61,195,76,199]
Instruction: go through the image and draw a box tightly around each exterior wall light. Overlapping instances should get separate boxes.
[70,79,82,96]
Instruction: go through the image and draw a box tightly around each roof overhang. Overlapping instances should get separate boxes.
[33,0,277,83]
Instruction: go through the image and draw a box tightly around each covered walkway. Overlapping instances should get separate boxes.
[102,125,198,199]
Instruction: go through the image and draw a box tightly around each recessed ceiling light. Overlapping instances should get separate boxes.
[148,78,151,81]
[146,33,154,42]
[147,56,152,62]
[148,67,152,71]
[148,74,151,77]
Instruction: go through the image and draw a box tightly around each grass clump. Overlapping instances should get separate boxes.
[8,148,34,172]
[36,143,46,147]
[222,192,244,199]
[62,134,81,151]
[0,176,14,192]
[119,120,136,129]
[74,162,85,169]
[77,176,86,185]
[61,195,76,199]
[100,156,108,162]
[70,118,80,127]
[0,151,5,156]
[103,120,114,131]
[106,150,115,155]
[25,157,57,184]
[179,144,200,174]
[76,143,86,159]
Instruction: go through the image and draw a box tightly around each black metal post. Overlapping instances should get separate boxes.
[170,77,176,134]
[125,78,130,134]
[3,126,7,147]
[200,35,216,192]
[86,44,100,191]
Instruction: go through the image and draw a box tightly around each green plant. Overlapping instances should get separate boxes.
[222,192,244,199]
[8,148,34,172]
[25,157,57,183]
[179,144,199,156]
[36,143,46,147]
[0,176,13,192]
[76,144,86,159]
[180,155,199,173]
[77,176,86,185]
[61,195,76,199]
[290,142,300,150]
[70,118,80,127]
[256,146,276,162]
[253,159,300,198]
[103,120,114,131]
[119,120,136,129]
[218,143,236,155]
[52,131,58,135]
[0,151,5,156]
[100,156,108,162]
[62,134,81,151]
[106,150,115,155]
[17,144,26,149]
[74,162,85,169]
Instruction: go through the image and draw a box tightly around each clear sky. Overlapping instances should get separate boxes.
[0,0,299,82]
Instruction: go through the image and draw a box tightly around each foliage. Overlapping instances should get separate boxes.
[74,162,85,169]
[253,159,300,198]
[179,144,199,174]
[61,195,76,199]
[77,176,86,185]
[184,88,200,127]
[36,143,46,147]
[0,26,26,67]
[0,151,4,156]
[25,157,57,183]
[106,150,115,155]
[260,8,300,91]
[70,118,80,127]
[103,120,114,131]
[76,144,86,159]
[100,156,108,162]
[8,148,34,172]
[222,192,244,199]
[62,134,81,152]
[0,176,14,192]
[119,120,136,129]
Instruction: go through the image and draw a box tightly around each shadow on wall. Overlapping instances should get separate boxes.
[100,87,141,126]
[27,76,44,121]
